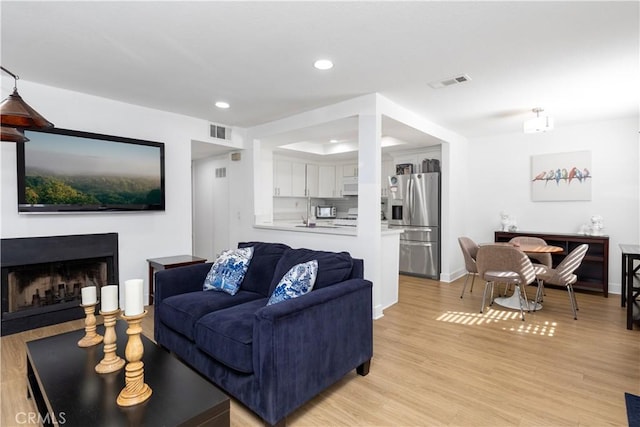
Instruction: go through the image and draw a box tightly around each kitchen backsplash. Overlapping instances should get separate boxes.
[273,196,359,221]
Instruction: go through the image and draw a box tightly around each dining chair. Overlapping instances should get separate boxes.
[535,244,589,319]
[509,236,552,268]
[458,237,479,299]
[476,244,538,321]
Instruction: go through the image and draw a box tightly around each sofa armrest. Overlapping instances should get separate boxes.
[252,278,373,424]
[154,262,213,304]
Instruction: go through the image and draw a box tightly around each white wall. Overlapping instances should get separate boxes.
[0,81,242,304]
[462,117,639,293]
[192,154,230,261]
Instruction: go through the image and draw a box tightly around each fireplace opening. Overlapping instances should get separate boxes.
[1,233,118,335]
[6,258,108,315]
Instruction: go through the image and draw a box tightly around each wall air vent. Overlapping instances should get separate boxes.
[428,74,472,89]
[210,124,232,140]
[215,167,226,178]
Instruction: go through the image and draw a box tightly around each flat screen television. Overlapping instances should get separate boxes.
[18,128,165,213]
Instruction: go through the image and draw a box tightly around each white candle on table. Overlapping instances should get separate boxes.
[81,286,97,305]
[124,279,144,316]
[101,285,119,312]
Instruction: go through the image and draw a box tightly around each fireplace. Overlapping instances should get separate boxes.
[1,233,118,336]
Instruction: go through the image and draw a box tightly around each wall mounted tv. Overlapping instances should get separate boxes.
[18,128,165,213]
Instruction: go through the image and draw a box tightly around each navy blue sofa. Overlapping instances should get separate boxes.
[154,242,373,426]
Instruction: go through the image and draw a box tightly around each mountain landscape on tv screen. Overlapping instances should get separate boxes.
[23,172,162,206]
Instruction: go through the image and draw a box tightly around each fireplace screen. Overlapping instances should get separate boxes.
[6,258,107,314]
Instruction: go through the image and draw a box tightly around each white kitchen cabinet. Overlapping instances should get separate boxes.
[342,163,358,177]
[273,159,318,197]
[274,159,305,197]
[305,163,319,197]
[318,165,337,197]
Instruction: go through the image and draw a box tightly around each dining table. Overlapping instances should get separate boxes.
[488,242,564,311]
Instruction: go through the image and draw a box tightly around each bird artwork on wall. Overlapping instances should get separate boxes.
[530,151,592,201]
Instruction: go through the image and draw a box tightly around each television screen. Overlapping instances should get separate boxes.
[18,128,165,213]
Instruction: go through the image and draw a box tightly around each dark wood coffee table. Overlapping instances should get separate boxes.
[26,321,229,427]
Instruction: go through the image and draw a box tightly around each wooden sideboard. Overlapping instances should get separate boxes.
[495,231,609,297]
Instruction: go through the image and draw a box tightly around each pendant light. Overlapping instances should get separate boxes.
[523,107,554,133]
[1,66,54,142]
[1,126,29,143]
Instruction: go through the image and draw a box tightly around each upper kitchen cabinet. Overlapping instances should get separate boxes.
[306,163,319,197]
[273,158,319,197]
[342,163,359,177]
[274,159,305,197]
[318,165,337,198]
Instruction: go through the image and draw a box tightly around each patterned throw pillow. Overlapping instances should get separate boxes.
[203,247,254,295]
[267,260,318,306]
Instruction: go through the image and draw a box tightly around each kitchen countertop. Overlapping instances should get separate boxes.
[254,221,403,236]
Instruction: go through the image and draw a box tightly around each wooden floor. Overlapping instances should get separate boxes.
[2,275,639,426]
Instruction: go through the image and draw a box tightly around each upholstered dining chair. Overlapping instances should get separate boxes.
[509,236,552,268]
[535,244,589,320]
[476,244,538,321]
[458,237,479,299]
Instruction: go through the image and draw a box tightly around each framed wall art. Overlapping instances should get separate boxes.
[530,150,592,201]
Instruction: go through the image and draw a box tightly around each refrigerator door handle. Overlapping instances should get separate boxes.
[400,241,433,247]
[403,227,433,232]
[408,176,414,220]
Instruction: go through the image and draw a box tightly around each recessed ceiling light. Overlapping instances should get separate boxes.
[215,101,230,109]
[329,139,339,143]
[314,59,333,70]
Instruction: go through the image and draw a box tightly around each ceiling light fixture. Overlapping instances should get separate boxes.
[1,66,54,142]
[215,101,230,109]
[524,108,554,134]
[313,59,333,70]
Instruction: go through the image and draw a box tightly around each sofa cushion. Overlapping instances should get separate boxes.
[159,290,264,340]
[238,242,291,296]
[269,248,353,295]
[267,260,318,306]
[203,247,254,295]
[194,298,268,374]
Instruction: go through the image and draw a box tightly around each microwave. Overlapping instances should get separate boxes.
[342,176,358,196]
[316,206,337,219]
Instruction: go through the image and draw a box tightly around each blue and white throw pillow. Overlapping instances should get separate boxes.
[203,247,254,295]
[267,260,318,306]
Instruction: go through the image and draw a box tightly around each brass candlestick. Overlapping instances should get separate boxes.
[77,302,104,348]
[117,310,152,407]
[95,308,125,374]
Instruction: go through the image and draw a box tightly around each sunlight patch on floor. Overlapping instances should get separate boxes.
[506,320,556,336]
[436,309,557,336]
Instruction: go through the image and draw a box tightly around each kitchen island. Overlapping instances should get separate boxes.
[252,221,403,318]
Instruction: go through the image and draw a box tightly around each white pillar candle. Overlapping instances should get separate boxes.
[101,285,119,312]
[124,279,144,316]
[81,286,97,305]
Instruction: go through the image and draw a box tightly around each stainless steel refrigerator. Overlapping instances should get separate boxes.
[387,172,440,278]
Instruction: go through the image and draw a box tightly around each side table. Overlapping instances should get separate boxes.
[619,244,640,330]
[147,255,207,304]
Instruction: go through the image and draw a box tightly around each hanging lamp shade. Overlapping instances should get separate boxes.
[1,87,54,129]
[1,126,30,143]
[0,66,54,131]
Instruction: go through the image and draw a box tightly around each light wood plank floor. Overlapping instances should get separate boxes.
[2,276,639,426]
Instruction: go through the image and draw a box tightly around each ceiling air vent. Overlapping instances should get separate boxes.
[428,74,472,89]
[210,124,232,140]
